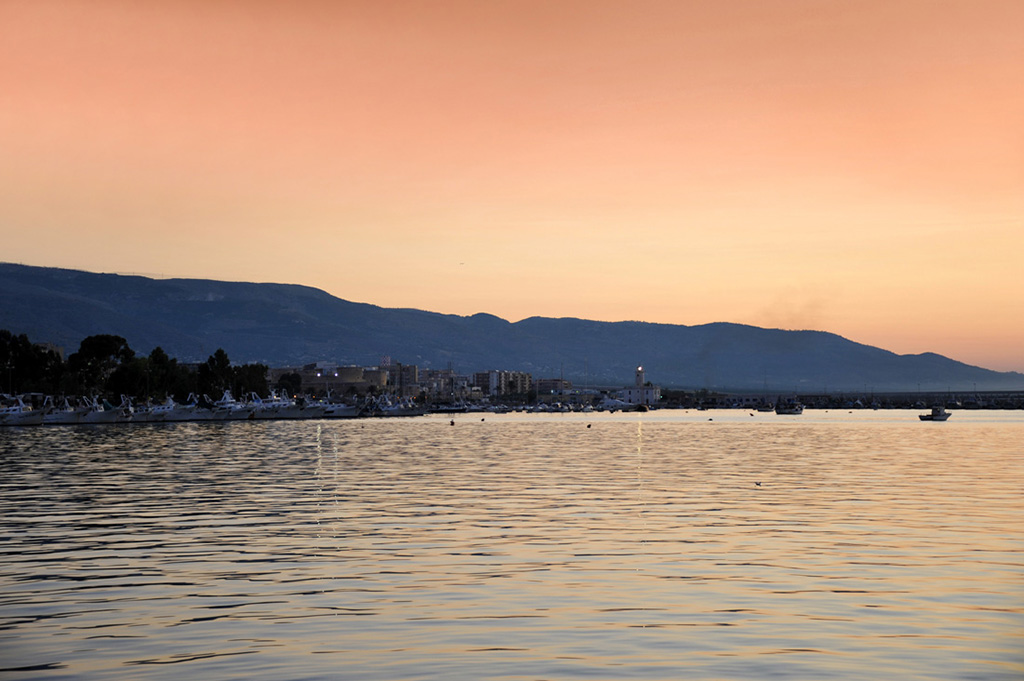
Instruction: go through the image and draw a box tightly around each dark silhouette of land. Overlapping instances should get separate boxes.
[2,263,1021,392]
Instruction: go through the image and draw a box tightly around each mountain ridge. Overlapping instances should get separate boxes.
[2,262,1021,392]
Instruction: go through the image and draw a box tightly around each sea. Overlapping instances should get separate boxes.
[1,410,1022,680]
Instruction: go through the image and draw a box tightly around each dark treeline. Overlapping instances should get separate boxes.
[1,330,268,401]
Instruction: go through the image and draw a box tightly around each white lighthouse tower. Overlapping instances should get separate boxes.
[618,364,660,406]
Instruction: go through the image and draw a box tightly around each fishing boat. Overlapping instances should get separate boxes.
[132,397,194,422]
[209,391,255,420]
[919,406,950,421]
[175,394,213,421]
[0,395,44,426]
[775,402,804,415]
[370,395,427,417]
[42,396,87,425]
[250,391,327,420]
[78,396,132,424]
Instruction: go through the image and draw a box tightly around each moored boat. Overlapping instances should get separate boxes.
[209,391,255,420]
[250,391,327,420]
[775,402,804,415]
[42,396,88,425]
[370,395,427,417]
[78,396,132,424]
[0,395,45,426]
[132,397,191,422]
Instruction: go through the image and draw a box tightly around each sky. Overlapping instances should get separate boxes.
[2,1,1022,372]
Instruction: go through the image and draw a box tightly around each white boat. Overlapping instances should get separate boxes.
[78,396,132,424]
[176,394,213,421]
[42,396,87,425]
[209,391,255,420]
[132,397,196,423]
[250,391,327,420]
[598,397,632,413]
[919,406,950,421]
[151,397,185,422]
[0,395,45,426]
[371,395,426,417]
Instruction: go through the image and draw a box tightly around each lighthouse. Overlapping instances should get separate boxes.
[616,365,660,407]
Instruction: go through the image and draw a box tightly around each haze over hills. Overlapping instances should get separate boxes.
[2,263,1021,393]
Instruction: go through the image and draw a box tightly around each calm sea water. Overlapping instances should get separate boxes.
[1,410,1022,680]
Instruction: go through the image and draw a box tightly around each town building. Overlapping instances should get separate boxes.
[473,370,532,398]
[383,364,420,397]
[420,367,474,402]
[534,377,572,396]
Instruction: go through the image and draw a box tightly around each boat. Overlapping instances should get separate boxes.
[174,394,213,421]
[0,395,45,426]
[42,396,88,425]
[131,396,196,423]
[370,395,427,417]
[775,402,804,415]
[78,396,132,424]
[430,402,469,414]
[155,396,200,422]
[209,391,256,420]
[250,391,327,420]
[919,406,950,421]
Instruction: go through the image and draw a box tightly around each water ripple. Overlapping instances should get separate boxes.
[1,411,1023,679]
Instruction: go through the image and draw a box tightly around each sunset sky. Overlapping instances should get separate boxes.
[2,1,1022,371]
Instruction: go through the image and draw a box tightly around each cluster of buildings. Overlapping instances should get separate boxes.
[269,362,662,407]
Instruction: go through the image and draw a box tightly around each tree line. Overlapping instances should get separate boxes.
[1,330,269,401]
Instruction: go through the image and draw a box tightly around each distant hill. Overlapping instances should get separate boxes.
[2,262,1022,392]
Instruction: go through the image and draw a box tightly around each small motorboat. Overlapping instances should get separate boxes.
[919,406,950,421]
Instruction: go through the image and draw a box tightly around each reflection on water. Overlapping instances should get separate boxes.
[2,411,1023,680]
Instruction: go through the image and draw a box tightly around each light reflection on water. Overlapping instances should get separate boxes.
[1,411,1023,680]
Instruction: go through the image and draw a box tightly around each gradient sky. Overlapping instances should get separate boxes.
[2,1,1022,371]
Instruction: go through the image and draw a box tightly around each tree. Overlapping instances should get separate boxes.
[146,346,196,400]
[107,357,150,399]
[197,348,232,396]
[232,363,269,398]
[67,334,135,395]
[276,372,302,396]
[0,329,63,394]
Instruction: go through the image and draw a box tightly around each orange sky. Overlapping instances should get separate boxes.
[2,1,1022,371]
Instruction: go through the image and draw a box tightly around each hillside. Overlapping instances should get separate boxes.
[2,263,1021,392]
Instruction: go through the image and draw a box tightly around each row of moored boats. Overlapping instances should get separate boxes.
[0,391,399,426]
